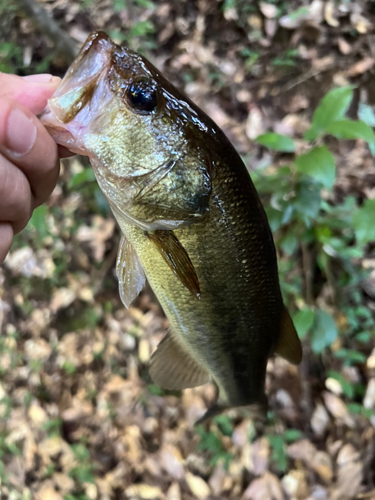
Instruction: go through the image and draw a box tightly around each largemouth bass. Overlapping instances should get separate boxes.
[41,31,302,422]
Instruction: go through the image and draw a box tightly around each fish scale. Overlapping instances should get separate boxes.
[41,30,302,422]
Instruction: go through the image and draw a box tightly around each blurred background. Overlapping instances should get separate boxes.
[1,0,375,498]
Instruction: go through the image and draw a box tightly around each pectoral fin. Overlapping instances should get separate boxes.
[149,330,210,390]
[146,230,200,299]
[116,235,146,308]
[274,306,302,365]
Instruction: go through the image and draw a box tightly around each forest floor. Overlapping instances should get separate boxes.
[2,0,375,499]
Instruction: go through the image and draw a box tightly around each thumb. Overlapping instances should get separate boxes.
[0,72,61,115]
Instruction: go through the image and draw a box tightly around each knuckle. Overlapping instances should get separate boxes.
[0,154,32,227]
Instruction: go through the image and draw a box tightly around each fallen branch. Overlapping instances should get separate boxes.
[14,0,78,63]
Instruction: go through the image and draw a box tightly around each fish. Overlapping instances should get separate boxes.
[41,31,302,423]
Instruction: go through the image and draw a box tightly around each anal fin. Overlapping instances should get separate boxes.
[116,235,146,308]
[274,305,303,365]
[149,330,210,390]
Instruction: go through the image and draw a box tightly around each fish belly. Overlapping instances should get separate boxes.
[119,189,283,408]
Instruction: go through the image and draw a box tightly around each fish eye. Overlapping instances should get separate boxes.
[126,79,157,113]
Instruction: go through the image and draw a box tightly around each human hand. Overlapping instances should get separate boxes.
[0,73,64,264]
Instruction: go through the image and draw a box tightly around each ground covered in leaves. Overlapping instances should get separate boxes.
[2,0,375,499]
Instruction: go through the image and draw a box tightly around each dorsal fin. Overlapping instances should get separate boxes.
[146,230,200,299]
[274,306,302,365]
[116,235,146,308]
[149,330,210,390]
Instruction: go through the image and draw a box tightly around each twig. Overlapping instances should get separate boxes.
[13,0,79,63]
[281,65,334,93]
[301,241,313,306]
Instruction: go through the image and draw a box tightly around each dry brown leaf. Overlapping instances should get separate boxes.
[288,439,317,463]
[166,482,181,500]
[246,106,266,140]
[323,392,355,427]
[279,0,323,29]
[363,378,375,409]
[125,484,165,500]
[53,473,75,495]
[259,2,278,19]
[347,58,375,77]
[332,444,363,500]
[324,1,339,27]
[186,472,211,499]
[243,472,283,500]
[351,13,372,34]
[50,287,76,313]
[311,403,330,437]
[76,215,115,262]
[35,483,63,500]
[311,451,333,483]
[281,469,309,499]
[337,37,352,55]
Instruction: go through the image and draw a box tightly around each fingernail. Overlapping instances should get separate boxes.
[6,107,37,155]
[23,74,53,83]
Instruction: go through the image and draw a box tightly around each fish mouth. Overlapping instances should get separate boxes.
[39,31,116,151]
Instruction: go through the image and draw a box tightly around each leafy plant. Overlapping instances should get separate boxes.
[253,85,375,361]
[69,443,95,484]
[196,419,233,469]
[267,429,302,472]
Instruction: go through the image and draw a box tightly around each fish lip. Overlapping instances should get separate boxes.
[39,31,116,144]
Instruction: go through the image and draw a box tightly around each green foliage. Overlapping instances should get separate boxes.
[272,49,299,68]
[196,424,233,469]
[240,48,260,73]
[326,120,375,155]
[254,85,375,364]
[68,168,96,189]
[352,199,375,246]
[0,42,23,73]
[255,133,295,152]
[295,146,335,188]
[267,429,302,472]
[305,86,354,140]
[62,360,77,375]
[69,443,95,484]
[43,418,62,437]
[292,307,314,339]
[309,310,338,354]
[29,205,49,241]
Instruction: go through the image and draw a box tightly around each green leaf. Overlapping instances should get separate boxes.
[255,133,295,152]
[267,435,288,472]
[305,86,354,140]
[214,415,234,437]
[283,429,302,442]
[68,168,96,189]
[295,146,335,188]
[334,348,367,365]
[279,232,298,255]
[358,103,375,127]
[310,309,338,354]
[353,199,375,246]
[29,205,48,239]
[325,119,375,154]
[293,308,314,339]
[327,370,354,398]
[129,20,155,38]
[293,180,321,226]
